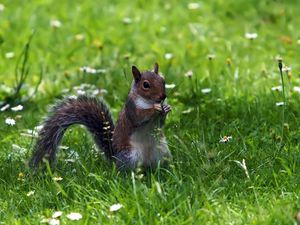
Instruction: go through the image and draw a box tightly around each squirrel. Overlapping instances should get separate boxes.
[30,63,172,170]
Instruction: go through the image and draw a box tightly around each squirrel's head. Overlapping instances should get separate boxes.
[131,63,166,103]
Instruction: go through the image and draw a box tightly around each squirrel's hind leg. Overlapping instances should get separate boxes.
[114,151,137,171]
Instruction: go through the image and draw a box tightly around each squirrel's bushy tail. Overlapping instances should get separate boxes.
[30,96,114,167]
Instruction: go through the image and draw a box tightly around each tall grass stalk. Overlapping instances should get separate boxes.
[278,59,286,142]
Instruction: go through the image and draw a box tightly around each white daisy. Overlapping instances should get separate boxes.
[187,3,201,10]
[50,20,62,28]
[219,136,232,143]
[5,118,16,126]
[34,125,44,132]
[271,86,282,91]
[122,17,132,24]
[49,219,60,225]
[41,218,60,225]
[201,88,211,94]
[0,4,4,12]
[109,203,123,212]
[67,212,82,221]
[52,177,63,181]
[11,105,23,111]
[276,102,284,107]
[5,52,15,59]
[207,54,216,60]
[293,86,300,93]
[75,34,85,41]
[76,90,86,95]
[184,70,193,78]
[0,104,10,111]
[12,144,27,154]
[165,83,176,89]
[164,53,173,60]
[52,211,63,218]
[282,66,291,72]
[245,32,258,40]
[91,89,99,97]
[68,95,77,100]
[79,66,97,74]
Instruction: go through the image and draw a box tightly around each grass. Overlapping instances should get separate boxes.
[1,0,300,224]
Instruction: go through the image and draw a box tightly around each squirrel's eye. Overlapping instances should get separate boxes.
[143,81,150,89]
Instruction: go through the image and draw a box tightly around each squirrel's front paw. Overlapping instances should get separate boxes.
[154,103,163,112]
[162,104,171,114]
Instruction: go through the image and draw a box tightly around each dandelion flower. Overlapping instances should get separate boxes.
[53,177,63,181]
[276,102,284,107]
[165,83,176,89]
[164,53,173,60]
[5,52,15,59]
[226,58,232,66]
[52,211,63,218]
[109,203,123,212]
[184,70,193,78]
[26,190,35,196]
[201,88,211,94]
[5,118,16,126]
[0,4,4,12]
[67,212,82,221]
[18,172,25,181]
[187,3,201,10]
[0,104,10,111]
[219,136,232,143]
[50,20,62,28]
[11,105,23,111]
[245,32,258,40]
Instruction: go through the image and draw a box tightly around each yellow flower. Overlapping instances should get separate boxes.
[226,58,232,66]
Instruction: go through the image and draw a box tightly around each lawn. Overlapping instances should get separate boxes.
[1,0,300,224]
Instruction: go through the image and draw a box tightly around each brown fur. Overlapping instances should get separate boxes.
[30,96,114,166]
[30,64,171,170]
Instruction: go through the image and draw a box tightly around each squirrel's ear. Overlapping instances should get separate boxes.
[154,62,159,74]
[132,65,141,83]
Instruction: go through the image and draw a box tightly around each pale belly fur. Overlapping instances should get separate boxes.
[129,121,171,168]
